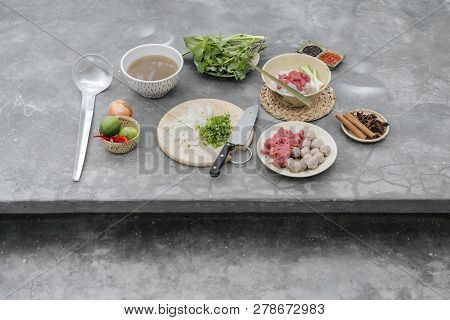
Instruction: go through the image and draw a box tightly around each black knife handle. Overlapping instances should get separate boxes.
[209,142,235,177]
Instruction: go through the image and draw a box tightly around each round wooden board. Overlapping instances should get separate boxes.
[157,99,253,167]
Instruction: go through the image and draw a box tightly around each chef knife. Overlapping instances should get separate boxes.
[209,105,259,177]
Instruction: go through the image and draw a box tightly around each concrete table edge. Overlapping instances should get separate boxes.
[1,199,449,214]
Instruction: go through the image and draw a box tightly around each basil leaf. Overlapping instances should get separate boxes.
[184,34,266,79]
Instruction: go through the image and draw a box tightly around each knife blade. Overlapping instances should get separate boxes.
[209,105,259,177]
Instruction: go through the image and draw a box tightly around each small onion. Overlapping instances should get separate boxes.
[108,99,133,117]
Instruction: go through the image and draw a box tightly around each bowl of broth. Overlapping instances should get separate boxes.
[120,44,183,98]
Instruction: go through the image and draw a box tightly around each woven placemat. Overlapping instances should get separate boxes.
[259,85,336,122]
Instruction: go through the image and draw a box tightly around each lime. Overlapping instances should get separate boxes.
[119,126,138,140]
[99,116,121,137]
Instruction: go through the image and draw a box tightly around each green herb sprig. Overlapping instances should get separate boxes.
[184,34,266,80]
[198,114,232,148]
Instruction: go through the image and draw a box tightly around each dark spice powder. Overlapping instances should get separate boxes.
[352,111,389,138]
[301,45,323,57]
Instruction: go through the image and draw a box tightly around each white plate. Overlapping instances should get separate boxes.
[257,121,337,178]
[340,109,389,143]
[194,53,260,78]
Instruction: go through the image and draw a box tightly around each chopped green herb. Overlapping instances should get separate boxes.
[198,114,232,148]
[183,34,266,80]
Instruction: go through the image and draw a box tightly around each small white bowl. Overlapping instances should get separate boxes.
[261,53,331,107]
[120,44,183,98]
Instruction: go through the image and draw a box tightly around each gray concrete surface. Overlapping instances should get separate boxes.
[0,0,448,213]
[0,213,449,299]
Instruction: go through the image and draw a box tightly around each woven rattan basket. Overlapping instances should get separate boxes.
[100,116,140,154]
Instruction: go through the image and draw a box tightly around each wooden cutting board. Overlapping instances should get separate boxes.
[157,99,253,167]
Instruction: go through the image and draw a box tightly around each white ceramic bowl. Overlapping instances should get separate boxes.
[261,53,331,107]
[120,44,183,98]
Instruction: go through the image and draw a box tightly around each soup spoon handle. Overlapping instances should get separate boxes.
[73,91,96,182]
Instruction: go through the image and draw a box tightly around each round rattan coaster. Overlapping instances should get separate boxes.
[259,85,336,122]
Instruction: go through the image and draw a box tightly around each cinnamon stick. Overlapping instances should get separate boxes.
[336,114,367,139]
[344,112,375,138]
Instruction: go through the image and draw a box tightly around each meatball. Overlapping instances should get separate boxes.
[286,158,296,169]
[287,159,305,173]
[314,152,325,164]
[303,153,312,161]
[300,147,310,158]
[306,156,319,169]
[291,147,301,158]
[298,159,308,172]
[320,145,331,157]
[302,139,312,149]
[311,138,324,149]
[310,148,320,155]
[305,129,315,140]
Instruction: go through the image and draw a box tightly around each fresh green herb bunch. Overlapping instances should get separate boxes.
[184,34,266,80]
[198,114,232,148]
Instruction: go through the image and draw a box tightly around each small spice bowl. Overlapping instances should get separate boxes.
[318,50,345,69]
[298,40,325,57]
[298,40,345,69]
[341,109,389,143]
[100,116,140,154]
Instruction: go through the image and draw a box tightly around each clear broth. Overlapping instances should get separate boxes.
[127,55,178,81]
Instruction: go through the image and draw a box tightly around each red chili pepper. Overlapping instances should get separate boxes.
[94,135,128,144]
[94,134,111,141]
[112,136,129,144]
